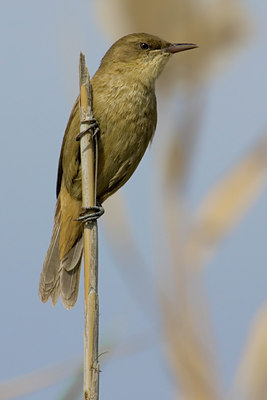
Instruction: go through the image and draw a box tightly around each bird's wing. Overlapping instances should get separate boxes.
[39,96,84,308]
[56,96,80,198]
[59,182,83,258]
[55,95,83,258]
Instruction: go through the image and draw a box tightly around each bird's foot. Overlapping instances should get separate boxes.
[76,118,100,141]
[74,203,104,223]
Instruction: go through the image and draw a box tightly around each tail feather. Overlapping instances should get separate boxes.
[60,237,83,309]
[39,200,61,303]
[39,198,83,309]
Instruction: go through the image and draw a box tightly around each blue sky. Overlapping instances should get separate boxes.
[0,1,267,399]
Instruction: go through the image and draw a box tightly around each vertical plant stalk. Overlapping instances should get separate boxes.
[79,53,99,400]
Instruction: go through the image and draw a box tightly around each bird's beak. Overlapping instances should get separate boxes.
[164,43,198,54]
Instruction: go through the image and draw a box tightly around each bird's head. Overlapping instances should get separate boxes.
[99,33,197,86]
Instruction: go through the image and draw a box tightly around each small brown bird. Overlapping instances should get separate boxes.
[39,33,197,309]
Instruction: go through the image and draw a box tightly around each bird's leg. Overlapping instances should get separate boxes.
[76,117,100,141]
[74,200,104,223]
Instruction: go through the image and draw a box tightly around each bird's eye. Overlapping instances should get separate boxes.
[140,42,149,50]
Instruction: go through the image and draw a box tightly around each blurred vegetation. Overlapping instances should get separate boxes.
[2,1,266,399]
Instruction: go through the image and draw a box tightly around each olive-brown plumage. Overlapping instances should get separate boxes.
[39,33,197,308]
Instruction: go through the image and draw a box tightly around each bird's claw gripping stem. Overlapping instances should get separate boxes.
[74,205,105,223]
[76,118,100,141]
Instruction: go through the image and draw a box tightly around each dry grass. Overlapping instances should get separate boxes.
[231,304,267,400]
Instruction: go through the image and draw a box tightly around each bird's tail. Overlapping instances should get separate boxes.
[39,197,83,309]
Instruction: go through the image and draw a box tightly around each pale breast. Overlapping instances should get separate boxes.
[91,76,157,202]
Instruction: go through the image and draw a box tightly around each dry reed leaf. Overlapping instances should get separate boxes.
[102,192,155,317]
[59,332,156,400]
[186,136,267,268]
[230,304,267,400]
[103,192,137,258]
[0,359,80,400]
[158,196,221,400]
[59,370,82,400]
[163,89,206,191]
[161,285,221,400]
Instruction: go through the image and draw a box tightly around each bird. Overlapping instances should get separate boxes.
[39,33,197,309]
